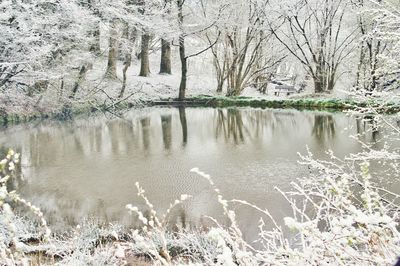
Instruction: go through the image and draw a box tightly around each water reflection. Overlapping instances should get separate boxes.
[356,115,381,143]
[312,114,335,144]
[107,119,136,154]
[161,115,172,150]
[0,108,398,240]
[215,109,248,144]
[179,107,188,146]
[140,117,151,151]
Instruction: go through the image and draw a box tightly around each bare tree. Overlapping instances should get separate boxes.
[268,0,357,93]
[85,0,101,54]
[138,0,151,77]
[176,0,223,100]
[177,0,187,100]
[354,0,399,91]
[120,24,138,98]
[207,1,284,96]
[104,18,119,79]
[139,33,151,77]
[160,39,172,74]
[160,0,172,74]
[353,0,384,91]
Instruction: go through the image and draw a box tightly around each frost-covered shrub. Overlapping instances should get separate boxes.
[117,152,398,265]
[0,149,51,265]
[187,153,400,265]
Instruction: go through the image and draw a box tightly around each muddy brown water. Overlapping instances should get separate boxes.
[1,107,399,242]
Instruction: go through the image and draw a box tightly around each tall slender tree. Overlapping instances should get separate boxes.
[105,18,119,79]
[160,0,172,74]
[160,39,172,74]
[139,33,151,77]
[177,0,187,99]
[138,0,151,77]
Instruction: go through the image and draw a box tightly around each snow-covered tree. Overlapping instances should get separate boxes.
[0,0,96,93]
[208,0,285,96]
[267,0,358,93]
[355,0,400,92]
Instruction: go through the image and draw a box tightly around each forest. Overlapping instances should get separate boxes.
[1,0,400,265]
[0,0,398,115]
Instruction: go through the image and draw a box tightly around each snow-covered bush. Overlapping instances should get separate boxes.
[118,150,400,265]
[0,149,50,265]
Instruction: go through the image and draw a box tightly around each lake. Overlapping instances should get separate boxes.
[1,107,398,242]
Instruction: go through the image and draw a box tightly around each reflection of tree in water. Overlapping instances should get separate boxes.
[247,110,298,137]
[356,115,380,143]
[312,114,336,142]
[216,109,301,143]
[179,107,187,146]
[228,109,245,143]
[90,124,104,153]
[140,117,151,150]
[215,108,247,144]
[216,109,227,139]
[107,119,135,154]
[161,115,172,150]
[28,128,53,167]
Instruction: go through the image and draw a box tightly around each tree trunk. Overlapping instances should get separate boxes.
[179,107,187,145]
[216,78,224,93]
[161,115,172,150]
[177,0,186,100]
[120,54,131,98]
[139,33,151,77]
[141,117,151,150]
[369,40,381,91]
[120,27,137,98]
[327,76,335,92]
[313,78,324,93]
[160,39,172,74]
[214,57,225,93]
[356,43,365,90]
[314,61,324,93]
[105,20,118,79]
[178,38,187,100]
[71,64,90,99]
[59,78,64,100]
[89,22,101,54]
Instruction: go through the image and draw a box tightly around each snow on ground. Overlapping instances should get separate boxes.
[0,49,351,117]
[83,50,218,102]
[82,50,318,103]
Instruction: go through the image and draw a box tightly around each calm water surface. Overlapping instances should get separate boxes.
[0,107,398,241]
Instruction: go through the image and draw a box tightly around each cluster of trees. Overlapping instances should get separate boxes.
[0,0,398,102]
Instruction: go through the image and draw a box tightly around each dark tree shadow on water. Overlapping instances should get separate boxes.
[141,117,151,151]
[215,108,247,144]
[312,114,336,144]
[179,107,188,147]
[161,114,172,151]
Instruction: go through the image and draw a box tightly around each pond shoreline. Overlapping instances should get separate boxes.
[0,95,398,127]
[153,95,400,113]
